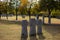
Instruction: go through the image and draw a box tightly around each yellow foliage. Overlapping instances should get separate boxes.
[21,0,28,6]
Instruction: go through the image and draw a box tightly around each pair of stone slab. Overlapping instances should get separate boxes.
[30,19,42,36]
[21,19,42,38]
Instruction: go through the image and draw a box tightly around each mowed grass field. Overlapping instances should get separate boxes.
[0,16,60,40]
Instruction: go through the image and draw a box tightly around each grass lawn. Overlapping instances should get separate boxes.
[0,16,60,40]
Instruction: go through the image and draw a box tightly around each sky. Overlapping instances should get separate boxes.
[28,0,39,2]
[0,0,59,2]
[0,0,10,2]
[0,0,3,1]
[0,0,39,2]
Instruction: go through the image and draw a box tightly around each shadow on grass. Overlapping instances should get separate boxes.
[29,35,45,40]
[0,19,21,25]
[21,38,27,40]
[43,23,60,36]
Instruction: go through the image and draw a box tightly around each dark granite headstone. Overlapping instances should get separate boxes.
[37,19,43,35]
[29,19,36,36]
[21,20,28,38]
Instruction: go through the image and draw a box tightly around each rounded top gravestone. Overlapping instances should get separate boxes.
[21,20,28,26]
[21,20,28,38]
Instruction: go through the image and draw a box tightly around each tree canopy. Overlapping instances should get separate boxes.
[39,0,60,11]
[38,0,60,24]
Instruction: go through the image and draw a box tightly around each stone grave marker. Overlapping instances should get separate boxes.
[21,20,28,38]
[29,18,36,36]
[36,19,43,35]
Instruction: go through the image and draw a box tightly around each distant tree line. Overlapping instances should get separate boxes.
[0,0,60,24]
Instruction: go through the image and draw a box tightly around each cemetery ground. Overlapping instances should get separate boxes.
[0,16,60,40]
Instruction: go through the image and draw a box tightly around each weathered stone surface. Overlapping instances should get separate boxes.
[37,19,43,35]
[29,19,36,36]
[21,20,28,37]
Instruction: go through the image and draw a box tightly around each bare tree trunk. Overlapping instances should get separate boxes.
[42,15,44,24]
[29,11,31,20]
[6,13,8,20]
[48,9,51,24]
[0,12,2,20]
[28,5,31,20]
[15,7,18,20]
[0,14,1,20]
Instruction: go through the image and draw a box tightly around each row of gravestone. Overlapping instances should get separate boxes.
[21,18,43,38]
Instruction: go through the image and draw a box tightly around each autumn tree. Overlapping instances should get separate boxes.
[39,0,60,24]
